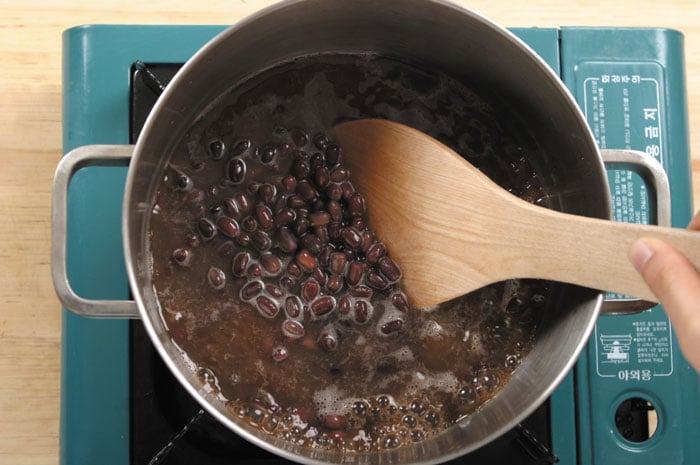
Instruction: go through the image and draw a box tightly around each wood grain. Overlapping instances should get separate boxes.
[1,1,698,464]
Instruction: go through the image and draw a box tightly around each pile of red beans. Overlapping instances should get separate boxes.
[169,126,409,360]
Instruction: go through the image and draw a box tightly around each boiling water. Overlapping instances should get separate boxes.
[149,53,550,452]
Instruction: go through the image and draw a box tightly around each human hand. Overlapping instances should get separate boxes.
[629,210,700,371]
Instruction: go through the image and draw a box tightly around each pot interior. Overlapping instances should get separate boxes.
[125,1,607,463]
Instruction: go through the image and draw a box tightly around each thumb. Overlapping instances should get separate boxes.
[629,237,700,370]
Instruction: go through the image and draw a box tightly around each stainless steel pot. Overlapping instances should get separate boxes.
[52,1,671,463]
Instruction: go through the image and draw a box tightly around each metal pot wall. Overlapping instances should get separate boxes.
[53,1,671,464]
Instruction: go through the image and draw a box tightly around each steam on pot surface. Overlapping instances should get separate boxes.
[148,53,551,452]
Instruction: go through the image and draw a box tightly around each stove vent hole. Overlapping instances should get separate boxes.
[614,397,658,443]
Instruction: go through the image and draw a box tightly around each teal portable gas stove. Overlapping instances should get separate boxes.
[60,25,699,465]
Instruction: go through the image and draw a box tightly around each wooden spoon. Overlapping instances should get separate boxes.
[332,118,700,308]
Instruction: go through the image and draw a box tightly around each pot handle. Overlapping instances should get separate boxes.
[52,144,141,318]
[599,148,671,315]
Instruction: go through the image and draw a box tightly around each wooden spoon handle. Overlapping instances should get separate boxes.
[513,203,700,302]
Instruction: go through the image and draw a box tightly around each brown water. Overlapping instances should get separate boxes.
[149,53,549,452]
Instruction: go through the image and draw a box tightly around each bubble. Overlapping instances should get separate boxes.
[458,386,477,405]
[352,400,369,417]
[424,411,440,428]
[381,434,401,449]
[505,354,520,368]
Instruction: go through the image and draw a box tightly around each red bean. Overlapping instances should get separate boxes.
[216,216,240,238]
[233,193,252,216]
[265,283,284,298]
[231,138,251,157]
[276,227,298,254]
[311,296,336,316]
[325,183,343,201]
[360,231,376,253]
[271,345,288,362]
[236,231,251,247]
[207,266,226,290]
[232,251,251,277]
[285,295,303,319]
[347,193,366,217]
[326,274,343,294]
[317,326,338,351]
[297,180,317,202]
[252,230,272,251]
[209,139,225,159]
[338,296,352,315]
[197,218,216,240]
[287,260,303,278]
[328,221,342,242]
[287,194,306,209]
[279,276,296,293]
[260,253,282,275]
[256,295,280,318]
[282,175,297,192]
[314,225,329,245]
[366,242,387,264]
[301,234,322,255]
[172,248,192,266]
[349,285,373,299]
[296,249,317,271]
[329,252,347,275]
[309,211,330,227]
[346,261,365,286]
[313,133,329,150]
[247,263,263,278]
[261,145,276,164]
[313,267,328,286]
[367,271,390,290]
[224,197,244,220]
[341,227,362,250]
[240,280,263,301]
[291,128,309,147]
[330,166,349,182]
[255,205,274,230]
[325,144,341,165]
[227,157,246,184]
[282,319,305,339]
[302,278,320,302]
[319,246,333,268]
[274,208,296,228]
[380,319,403,335]
[378,256,402,283]
[241,216,258,232]
[313,166,330,189]
[340,181,355,200]
[353,299,371,324]
[258,183,277,204]
[391,292,410,313]
[293,216,310,237]
[327,200,342,221]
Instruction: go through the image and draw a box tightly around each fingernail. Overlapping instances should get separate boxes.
[630,239,654,272]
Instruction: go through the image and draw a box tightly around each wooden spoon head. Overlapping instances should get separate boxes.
[332,119,522,308]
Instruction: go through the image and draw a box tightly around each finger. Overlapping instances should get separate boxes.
[689,209,700,230]
[629,237,700,370]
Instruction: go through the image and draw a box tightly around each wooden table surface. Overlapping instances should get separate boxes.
[1,1,699,464]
